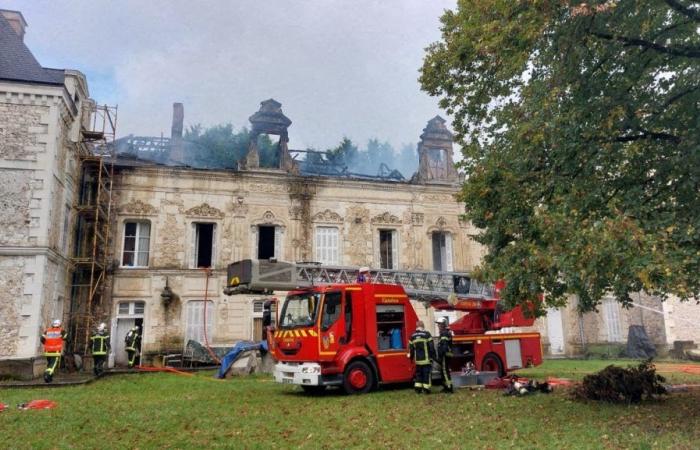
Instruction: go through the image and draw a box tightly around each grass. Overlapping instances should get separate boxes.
[0,360,698,449]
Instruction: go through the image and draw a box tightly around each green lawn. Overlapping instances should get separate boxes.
[0,360,698,449]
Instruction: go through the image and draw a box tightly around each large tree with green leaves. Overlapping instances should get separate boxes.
[421,1,700,312]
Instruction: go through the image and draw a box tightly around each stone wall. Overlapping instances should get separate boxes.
[0,257,25,357]
[663,297,700,345]
[0,169,33,246]
[0,102,46,161]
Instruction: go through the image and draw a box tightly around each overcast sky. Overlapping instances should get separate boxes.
[7,0,456,151]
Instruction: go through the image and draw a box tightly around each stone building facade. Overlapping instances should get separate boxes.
[0,10,92,376]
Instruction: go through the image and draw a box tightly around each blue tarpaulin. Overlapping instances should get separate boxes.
[216,340,268,379]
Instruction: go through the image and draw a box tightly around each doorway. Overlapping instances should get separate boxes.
[546,308,565,355]
[112,300,145,367]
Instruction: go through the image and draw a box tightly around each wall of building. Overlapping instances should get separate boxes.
[0,77,88,376]
[108,166,485,357]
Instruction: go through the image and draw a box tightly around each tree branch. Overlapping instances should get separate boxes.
[664,0,700,22]
[614,132,681,144]
[590,31,700,58]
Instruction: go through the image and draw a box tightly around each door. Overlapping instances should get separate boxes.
[546,308,565,355]
[114,318,135,366]
[319,291,345,359]
[375,304,413,383]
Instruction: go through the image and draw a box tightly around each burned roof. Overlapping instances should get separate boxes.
[0,13,64,85]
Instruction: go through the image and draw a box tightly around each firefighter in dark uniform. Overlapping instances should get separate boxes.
[90,322,110,376]
[436,317,454,393]
[124,325,141,368]
[40,319,68,383]
[408,320,436,394]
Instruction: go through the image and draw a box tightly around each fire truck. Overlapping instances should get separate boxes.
[224,259,542,394]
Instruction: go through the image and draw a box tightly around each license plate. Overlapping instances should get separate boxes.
[282,378,294,384]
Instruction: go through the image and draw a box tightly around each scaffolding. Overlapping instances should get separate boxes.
[68,103,118,356]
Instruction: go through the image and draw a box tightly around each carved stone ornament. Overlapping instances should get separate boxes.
[312,209,343,224]
[118,199,158,215]
[411,213,424,226]
[371,212,402,225]
[185,202,224,218]
[262,210,276,221]
[288,206,303,220]
[436,216,448,228]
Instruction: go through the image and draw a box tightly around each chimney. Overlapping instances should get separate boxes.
[1,10,27,41]
[170,103,184,164]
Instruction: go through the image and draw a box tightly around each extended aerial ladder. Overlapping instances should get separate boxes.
[224,259,537,331]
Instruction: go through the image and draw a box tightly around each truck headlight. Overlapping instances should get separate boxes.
[301,366,320,374]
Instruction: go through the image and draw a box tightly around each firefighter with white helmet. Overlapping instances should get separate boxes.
[436,317,454,393]
[124,325,141,368]
[90,322,110,376]
[40,319,67,383]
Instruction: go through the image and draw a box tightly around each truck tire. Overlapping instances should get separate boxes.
[301,385,327,395]
[482,353,505,377]
[343,360,374,394]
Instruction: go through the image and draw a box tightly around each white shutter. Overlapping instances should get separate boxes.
[211,224,217,268]
[445,232,454,272]
[391,230,399,269]
[251,227,258,259]
[331,228,338,264]
[315,227,339,265]
[603,298,622,342]
[373,230,380,268]
[191,224,198,268]
[274,226,282,259]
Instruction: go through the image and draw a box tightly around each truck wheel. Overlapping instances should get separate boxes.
[482,353,505,377]
[301,385,326,395]
[343,360,374,394]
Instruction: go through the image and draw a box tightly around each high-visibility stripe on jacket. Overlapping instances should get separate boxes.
[91,334,110,355]
[438,329,454,358]
[125,331,140,351]
[42,327,65,356]
[409,329,435,365]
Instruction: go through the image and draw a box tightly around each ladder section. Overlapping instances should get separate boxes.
[224,259,495,301]
[68,103,118,355]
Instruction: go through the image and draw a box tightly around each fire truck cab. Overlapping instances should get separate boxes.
[271,283,416,394]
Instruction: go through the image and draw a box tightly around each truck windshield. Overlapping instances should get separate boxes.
[279,292,321,328]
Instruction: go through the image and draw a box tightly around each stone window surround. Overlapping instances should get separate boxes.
[187,219,221,269]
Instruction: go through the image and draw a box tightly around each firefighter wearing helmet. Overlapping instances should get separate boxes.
[40,319,67,383]
[90,322,110,376]
[124,325,141,368]
[436,317,454,393]
[408,320,436,394]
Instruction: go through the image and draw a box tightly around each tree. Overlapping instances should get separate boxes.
[185,124,277,169]
[420,1,700,312]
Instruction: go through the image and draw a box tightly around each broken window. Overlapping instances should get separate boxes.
[185,300,214,344]
[379,229,398,270]
[315,226,339,265]
[122,221,150,267]
[432,231,453,272]
[193,223,215,268]
[427,149,448,179]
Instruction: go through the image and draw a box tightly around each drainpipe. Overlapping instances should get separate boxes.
[578,311,586,355]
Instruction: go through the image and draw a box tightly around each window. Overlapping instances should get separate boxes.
[122,221,150,267]
[379,229,398,269]
[315,227,339,265]
[432,231,454,272]
[185,300,214,344]
[118,301,146,316]
[193,223,215,268]
[602,298,623,342]
[257,225,277,259]
[428,149,448,178]
[280,292,321,328]
[320,292,342,331]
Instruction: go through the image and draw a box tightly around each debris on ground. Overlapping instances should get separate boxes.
[484,375,554,396]
[0,403,6,412]
[572,359,667,403]
[17,399,57,410]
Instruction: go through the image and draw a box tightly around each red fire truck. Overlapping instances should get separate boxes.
[224,259,542,394]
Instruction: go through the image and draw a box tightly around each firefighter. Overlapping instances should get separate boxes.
[408,320,435,394]
[436,317,454,393]
[356,266,371,283]
[40,319,67,383]
[124,325,141,368]
[90,322,110,376]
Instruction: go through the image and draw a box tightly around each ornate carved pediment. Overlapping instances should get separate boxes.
[185,203,224,218]
[371,212,402,225]
[262,210,276,221]
[312,209,343,224]
[119,199,157,215]
[436,216,448,228]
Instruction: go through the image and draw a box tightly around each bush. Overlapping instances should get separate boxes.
[572,359,667,404]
